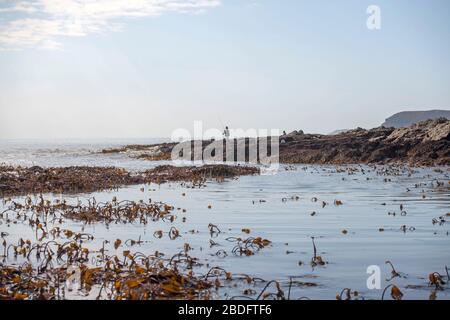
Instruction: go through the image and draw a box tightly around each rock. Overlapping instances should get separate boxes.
[386,118,450,143]
[287,130,304,136]
[279,118,450,166]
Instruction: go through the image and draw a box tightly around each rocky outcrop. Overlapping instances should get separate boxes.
[279,118,450,165]
[385,118,450,143]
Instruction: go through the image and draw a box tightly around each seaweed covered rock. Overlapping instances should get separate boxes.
[0,164,260,197]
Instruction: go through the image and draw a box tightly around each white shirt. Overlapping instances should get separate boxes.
[224,128,230,138]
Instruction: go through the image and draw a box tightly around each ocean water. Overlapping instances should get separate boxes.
[0,138,169,170]
[1,140,449,300]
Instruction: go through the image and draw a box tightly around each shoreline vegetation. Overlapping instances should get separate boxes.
[0,195,272,300]
[0,165,259,197]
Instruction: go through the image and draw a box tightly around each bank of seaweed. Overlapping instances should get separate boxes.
[0,165,259,197]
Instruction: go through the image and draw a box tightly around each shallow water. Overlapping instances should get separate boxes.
[1,141,449,300]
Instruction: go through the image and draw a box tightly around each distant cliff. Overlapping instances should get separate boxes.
[382,110,450,128]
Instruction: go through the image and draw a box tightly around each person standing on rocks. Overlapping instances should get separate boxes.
[223,126,230,139]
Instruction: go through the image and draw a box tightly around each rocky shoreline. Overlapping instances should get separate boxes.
[102,118,450,166]
[280,118,450,165]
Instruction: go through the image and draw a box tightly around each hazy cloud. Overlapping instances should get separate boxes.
[0,0,221,50]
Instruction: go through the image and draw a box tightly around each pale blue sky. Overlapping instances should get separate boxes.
[0,0,449,139]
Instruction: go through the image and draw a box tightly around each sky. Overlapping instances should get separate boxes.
[0,0,449,139]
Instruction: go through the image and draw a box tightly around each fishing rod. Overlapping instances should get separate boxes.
[217,114,225,131]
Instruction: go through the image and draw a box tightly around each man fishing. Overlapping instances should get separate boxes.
[223,126,230,139]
